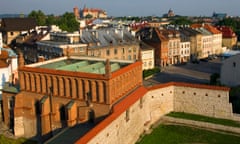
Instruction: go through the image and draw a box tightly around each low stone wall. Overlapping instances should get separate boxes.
[76,83,236,144]
[174,84,233,119]
[161,116,240,134]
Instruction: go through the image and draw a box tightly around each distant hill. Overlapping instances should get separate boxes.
[0,14,27,19]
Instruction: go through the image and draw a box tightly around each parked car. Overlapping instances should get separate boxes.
[200,58,208,62]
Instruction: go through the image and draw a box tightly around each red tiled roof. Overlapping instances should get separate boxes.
[217,26,237,38]
[204,24,222,34]
[191,23,221,34]
[75,86,148,144]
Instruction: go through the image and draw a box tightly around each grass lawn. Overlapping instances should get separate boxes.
[0,134,37,144]
[167,112,240,128]
[137,124,240,144]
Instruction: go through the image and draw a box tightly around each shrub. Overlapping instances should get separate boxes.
[143,67,160,78]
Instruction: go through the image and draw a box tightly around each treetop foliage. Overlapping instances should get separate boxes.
[28,10,79,32]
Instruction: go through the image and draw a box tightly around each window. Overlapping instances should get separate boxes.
[106,49,110,55]
[80,47,84,52]
[10,32,14,36]
[133,54,136,60]
[91,51,94,56]
[144,62,147,67]
[122,48,125,54]
[128,55,131,60]
[128,48,132,53]
[114,48,118,55]
[149,61,152,66]
[133,47,136,52]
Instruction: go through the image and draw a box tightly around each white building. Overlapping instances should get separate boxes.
[140,42,155,70]
[195,28,213,58]
[0,33,3,48]
[221,54,240,86]
[180,41,190,62]
[0,47,18,97]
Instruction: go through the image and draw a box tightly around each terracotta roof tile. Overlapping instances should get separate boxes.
[217,26,237,38]
[191,23,221,34]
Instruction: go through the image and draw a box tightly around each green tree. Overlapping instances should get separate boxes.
[46,14,58,26]
[85,14,93,19]
[58,12,79,32]
[217,18,240,32]
[170,17,192,25]
[209,73,220,85]
[28,10,46,26]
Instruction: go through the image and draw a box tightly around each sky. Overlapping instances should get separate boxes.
[1,0,240,17]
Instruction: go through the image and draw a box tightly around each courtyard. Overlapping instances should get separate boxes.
[144,58,222,86]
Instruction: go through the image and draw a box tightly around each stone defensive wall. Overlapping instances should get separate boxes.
[76,82,235,144]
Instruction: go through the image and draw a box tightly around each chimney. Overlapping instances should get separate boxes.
[38,56,45,62]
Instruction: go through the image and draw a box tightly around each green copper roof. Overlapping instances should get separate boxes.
[37,59,129,74]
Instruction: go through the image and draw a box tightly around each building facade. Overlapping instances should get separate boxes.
[0,18,37,45]
[2,56,142,140]
[0,47,18,97]
[140,42,155,70]
[81,8,107,19]
[180,41,190,62]
[191,24,223,56]
[179,27,202,61]
[82,28,140,61]
[36,31,88,61]
[220,54,240,86]
[217,26,237,49]
[140,27,183,67]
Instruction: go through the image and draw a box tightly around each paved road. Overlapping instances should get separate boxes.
[144,58,222,86]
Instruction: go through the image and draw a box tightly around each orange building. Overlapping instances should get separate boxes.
[81,8,107,19]
[2,56,142,140]
[140,27,181,67]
